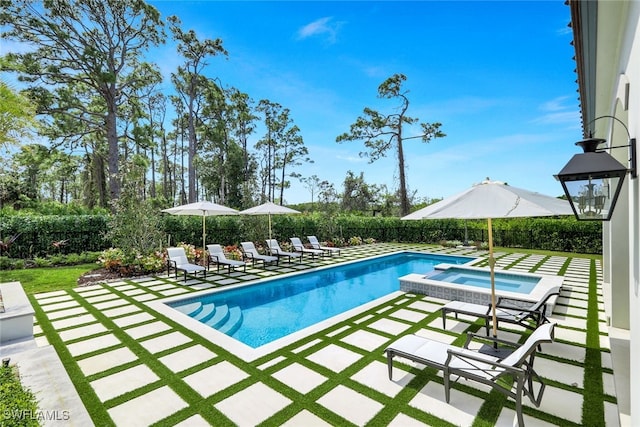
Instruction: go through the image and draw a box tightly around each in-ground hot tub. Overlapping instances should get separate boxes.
[399,263,563,309]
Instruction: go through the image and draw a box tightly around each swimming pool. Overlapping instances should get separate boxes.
[168,252,471,348]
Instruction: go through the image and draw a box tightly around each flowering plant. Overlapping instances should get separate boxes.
[224,245,243,260]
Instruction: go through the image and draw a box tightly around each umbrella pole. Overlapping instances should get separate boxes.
[488,217,498,341]
[202,214,206,266]
[268,213,272,241]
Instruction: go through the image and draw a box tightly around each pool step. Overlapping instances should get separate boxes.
[205,304,229,328]
[218,305,243,336]
[182,302,202,317]
[192,302,216,323]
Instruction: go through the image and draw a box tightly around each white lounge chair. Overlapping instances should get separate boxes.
[289,237,324,259]
[240,242,278,267]
[265,239,303,263]
[441,286,561,335]
[307,235,341,256]
[385,322,555,427]
[166,247,207,282]
[206,244,246,273]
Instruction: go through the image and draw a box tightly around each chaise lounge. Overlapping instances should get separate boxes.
[385,322,555,427]
[166,247,207,282]
[307,235,341,256]
[290,237,324,259]
[441,285,561,335]
[265,239,303,263]
[206,244,246,273]
[240,241,279,267]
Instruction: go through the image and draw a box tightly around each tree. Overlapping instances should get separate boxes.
[275,122,311,203]
[300,175,322,209]
[256,100,281,202]
[0,79,36,150]
[256,101,311,204]
[336,73,445,216]
[341,170,377,213]
[168,15,227,203]
[0,0,166,203]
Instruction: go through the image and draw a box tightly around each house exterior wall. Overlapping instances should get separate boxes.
[573,1,640,424]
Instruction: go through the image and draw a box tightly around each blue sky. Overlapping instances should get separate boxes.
[35,1,585,205]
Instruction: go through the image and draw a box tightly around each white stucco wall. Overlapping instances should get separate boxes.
[610,3,640,425]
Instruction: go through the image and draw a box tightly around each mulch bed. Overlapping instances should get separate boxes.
[76,268,146,287]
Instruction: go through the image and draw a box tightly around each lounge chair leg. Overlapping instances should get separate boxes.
[444,369,451,403]
[387,352,394,380]
[515,376,525,426]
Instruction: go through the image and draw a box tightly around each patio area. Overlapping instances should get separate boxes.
[3,243,619,426]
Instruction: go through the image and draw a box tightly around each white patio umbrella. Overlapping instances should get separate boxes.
[239,201,301,241]
[402,179,573,338]
[161,201,239,261]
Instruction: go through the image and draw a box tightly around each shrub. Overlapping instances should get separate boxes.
[105,197,165,257]
[98,248,125,272]
[348,236,363,246]
[98,247,164,276]
[330,237,346,247]
[440,240,463,248]
[364,237,376,244]
[0,365,40,427]
[135,252,165,273]
[33,257,52,268]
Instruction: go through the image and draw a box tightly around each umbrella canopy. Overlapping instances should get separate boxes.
[402,180,573,220]
[402,179,572,338]
[239,201,301,241]
[161,201,239,260]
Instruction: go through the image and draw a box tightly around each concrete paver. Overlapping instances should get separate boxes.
[91,364,159,401]
[272,362,327,394]
[77,347,138,376]
[183,361,249,398]
[307,344,362,373]
[157,344,217,372]
[317,385,384,426]
[124,321,172,340]
[107,386,188,426]
[214,382,291,426]
[66,334,121,357]
[139,331,191,354]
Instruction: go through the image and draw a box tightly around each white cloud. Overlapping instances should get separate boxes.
[532,95,580,126]
[540,95,572,112]
[336,153,367,163]
[296,17,343,44]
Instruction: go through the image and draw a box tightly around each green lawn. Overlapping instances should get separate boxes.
[0,263,98,294]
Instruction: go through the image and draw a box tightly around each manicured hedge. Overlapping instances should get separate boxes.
[0,213,602,259]
[0,215,110,258]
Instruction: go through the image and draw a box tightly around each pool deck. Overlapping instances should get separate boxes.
[1,243,622,426]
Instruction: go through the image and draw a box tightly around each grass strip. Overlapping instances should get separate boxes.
[28,293,115,426]
[581,258,606,425]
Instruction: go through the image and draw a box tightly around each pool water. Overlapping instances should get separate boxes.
[426,267,540,293]
[169,252,470,348]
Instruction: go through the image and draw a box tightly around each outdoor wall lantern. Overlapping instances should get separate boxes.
[555,115,637,221]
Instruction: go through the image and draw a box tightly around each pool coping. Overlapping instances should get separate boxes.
[148,251,472,362]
